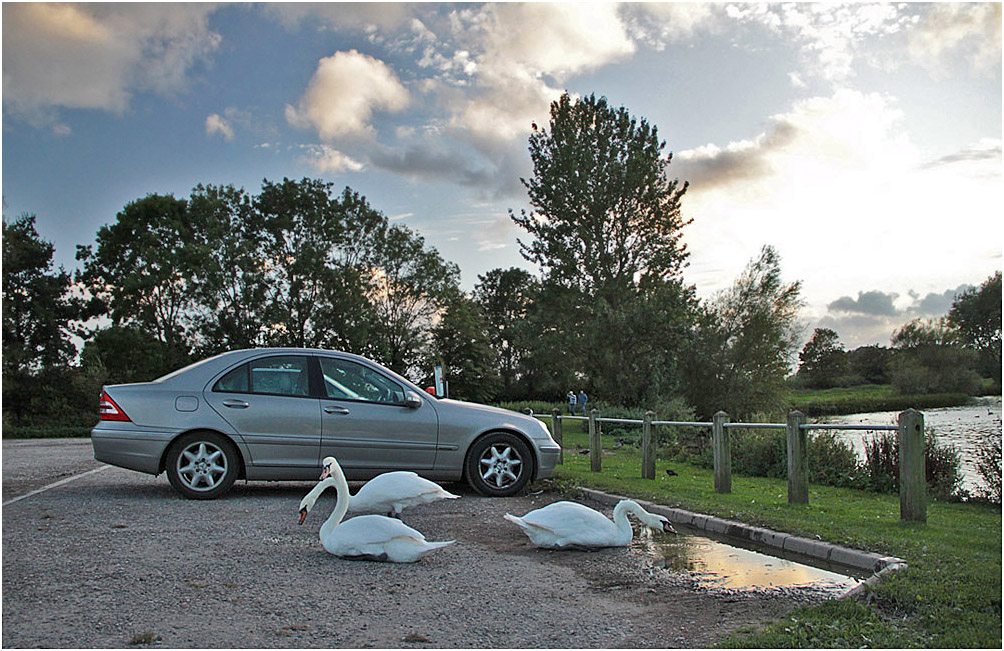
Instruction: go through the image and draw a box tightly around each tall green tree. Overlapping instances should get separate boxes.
[3,213,93,425]
[798,327,848,388]
[367,224,461,376]
[3,213,81,375]
[683,246,803,420]
[425,292,499,403]
[473,267,538,400]
[948,271,1001,381]
[186,183,270,354]
[76,194,196,349]
[510,92,693,404]
[889,317,979,394]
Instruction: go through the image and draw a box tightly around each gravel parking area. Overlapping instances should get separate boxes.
[4,439,832,648]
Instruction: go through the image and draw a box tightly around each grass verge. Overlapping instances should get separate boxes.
[548,423,1001,648]
[1,425,94,439]
[789,385,974,417]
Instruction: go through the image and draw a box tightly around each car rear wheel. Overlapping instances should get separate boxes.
[166,432,239,500]
[465,432,533,497]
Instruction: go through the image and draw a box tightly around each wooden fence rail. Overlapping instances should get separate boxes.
[536,407,926,523]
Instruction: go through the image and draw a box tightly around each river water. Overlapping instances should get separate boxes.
[823,395,1002,493]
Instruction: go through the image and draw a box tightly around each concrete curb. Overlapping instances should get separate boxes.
[576,487,907,599]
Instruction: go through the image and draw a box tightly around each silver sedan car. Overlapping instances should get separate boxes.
[91,348,561,499]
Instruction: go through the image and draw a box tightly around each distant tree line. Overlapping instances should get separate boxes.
[795,271,1001,395]
[3,93,999,431]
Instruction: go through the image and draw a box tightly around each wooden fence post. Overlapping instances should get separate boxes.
[713,411,732,493]
[899,409,927,522]
[550,409,563,465]
[589,409,601,472]
[786,410,809,504]
[641,411,655,479]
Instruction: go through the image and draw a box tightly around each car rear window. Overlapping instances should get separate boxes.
[213,356,310,397]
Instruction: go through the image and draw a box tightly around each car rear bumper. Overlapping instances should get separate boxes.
[535,445,561,479]
[91,425,175,475]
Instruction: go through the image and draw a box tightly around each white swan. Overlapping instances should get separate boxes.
[316,457,459,518]
[299,456,455,563]
[504,499,676,549]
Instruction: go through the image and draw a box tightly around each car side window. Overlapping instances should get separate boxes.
[318,358,405,405]
[213,356,310,397]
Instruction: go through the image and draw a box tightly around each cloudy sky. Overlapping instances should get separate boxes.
[3,2,1001,349]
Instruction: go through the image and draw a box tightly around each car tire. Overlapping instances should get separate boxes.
[465,432,534,497]
[166,431,240,500]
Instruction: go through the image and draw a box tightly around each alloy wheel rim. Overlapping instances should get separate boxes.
[479,443,522,489]
[177,442,227,491]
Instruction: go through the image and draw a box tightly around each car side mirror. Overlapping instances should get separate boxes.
[403,391,424,409]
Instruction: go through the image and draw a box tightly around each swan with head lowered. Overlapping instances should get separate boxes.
[504,499,676,549]
[298,456,455,563]
[313,457,458,518]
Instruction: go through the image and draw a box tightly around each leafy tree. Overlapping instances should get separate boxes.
[473,267,538,400]
[186,184,270,354]
[948,271,1001,381]
[683,246,803,420]
[889,318,979,394]
[76,194,197,348]
[3,213,81,375]
[798,327,848,388]
[846,345,893,384]
[425,292,499,403]
[509,92,693,405]
[254,178,348,349]
[80,325,190,384]
[366,224,461,376]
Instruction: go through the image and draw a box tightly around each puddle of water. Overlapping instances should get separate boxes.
[632,524,869,593]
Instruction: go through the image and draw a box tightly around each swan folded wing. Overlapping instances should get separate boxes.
[350,472,458,513]
[507,503,619,548]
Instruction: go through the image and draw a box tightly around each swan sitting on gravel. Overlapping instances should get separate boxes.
[299,456,454,563]
[504,499,676,549]
[314,457,458,518]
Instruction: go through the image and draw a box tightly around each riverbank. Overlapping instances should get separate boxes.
[551,426,1002,648]
[4,415,998,646]
[788,383,997,417]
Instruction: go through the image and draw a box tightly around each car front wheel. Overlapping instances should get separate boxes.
[465,432,533,497]
[166,432,239,500]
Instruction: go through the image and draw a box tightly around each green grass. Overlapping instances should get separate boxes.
[790,385,972,417]
[548,421,1002,648]
[1,425,94,439]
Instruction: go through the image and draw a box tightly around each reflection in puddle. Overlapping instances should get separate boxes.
[632,525,867,593]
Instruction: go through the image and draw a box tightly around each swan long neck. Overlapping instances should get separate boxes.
[319,460,351,540]
[611,500,641,540]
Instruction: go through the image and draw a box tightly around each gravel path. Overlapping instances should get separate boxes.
[3,439,832,648]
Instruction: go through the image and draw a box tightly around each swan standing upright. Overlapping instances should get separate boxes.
[313,457,459,518]
[298,456,455,563]
[505,500,676,549]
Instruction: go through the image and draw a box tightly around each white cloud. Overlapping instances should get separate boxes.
[285,50,409,140]
[439,3,637,148]
[727,3,910,83]
[297,144,365,174]
[677,89,1001,330]
[2,3,220,123]
[623,2,718,49]
[906,3,1002,75]
[205,114,234,141]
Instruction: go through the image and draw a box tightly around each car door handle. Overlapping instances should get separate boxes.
[324,405,350,415]
[222,399,249,409]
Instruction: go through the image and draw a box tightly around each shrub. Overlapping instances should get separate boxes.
[863,429,965,500]
[808,431,863,488]
[693,428,863,489]
[974,431,1002,505]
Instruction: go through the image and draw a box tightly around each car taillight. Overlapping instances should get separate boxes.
[99,391,131,421]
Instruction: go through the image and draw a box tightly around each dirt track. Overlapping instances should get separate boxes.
[3,438,828,648]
